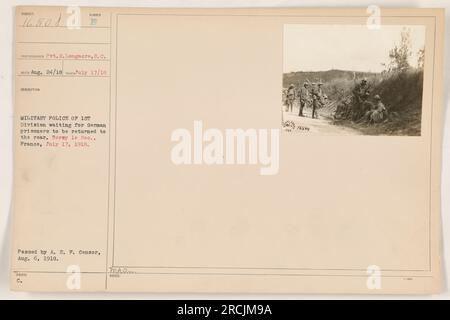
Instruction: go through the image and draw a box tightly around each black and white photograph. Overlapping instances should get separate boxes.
[282,24,426,136]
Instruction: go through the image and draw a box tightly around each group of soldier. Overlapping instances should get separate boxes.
[334,78,388,124]
[285,80,327,119]
[284,77,388,125]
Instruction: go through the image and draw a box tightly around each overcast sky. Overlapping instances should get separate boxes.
[283,24,426,73]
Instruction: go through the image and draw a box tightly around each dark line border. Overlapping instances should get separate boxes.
[105,12,113,290]
[17,41,110,45]
[111,12,119,267]
[110,13,437,277]
[11,270,433,278]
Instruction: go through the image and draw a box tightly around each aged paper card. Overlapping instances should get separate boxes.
[11,6,445,293]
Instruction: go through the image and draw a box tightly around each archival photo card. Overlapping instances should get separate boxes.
[11,7,444,294]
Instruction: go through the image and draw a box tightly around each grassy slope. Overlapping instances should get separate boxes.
[336,70,423,136]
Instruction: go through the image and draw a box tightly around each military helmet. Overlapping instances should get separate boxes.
[374,94,381,100]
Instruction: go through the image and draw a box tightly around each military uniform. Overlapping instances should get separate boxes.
[370,96,387,123]
[352,79,370,121]
[311,82,323,119]
[286,85,296,113]
[298,83,310,117]
[363,95,386,124]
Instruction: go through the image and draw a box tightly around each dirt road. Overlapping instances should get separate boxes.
[282,107,361,135]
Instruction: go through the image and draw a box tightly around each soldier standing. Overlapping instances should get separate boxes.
[286,84,296,113]
[352,78,370,121]
[298,82,310,117]
[311,81,323,119]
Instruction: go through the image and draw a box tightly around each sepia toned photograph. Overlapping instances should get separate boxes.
[282,24,426,135]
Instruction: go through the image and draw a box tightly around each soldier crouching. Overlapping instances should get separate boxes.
[363,95,387,124]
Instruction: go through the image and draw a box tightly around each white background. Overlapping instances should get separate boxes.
[1,0,449,300]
